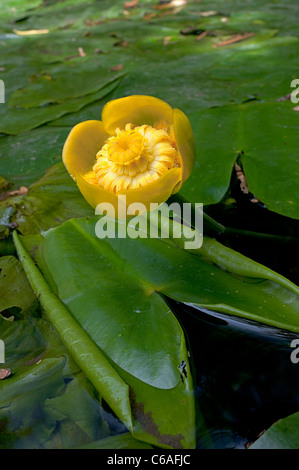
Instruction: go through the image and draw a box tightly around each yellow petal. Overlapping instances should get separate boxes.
[102,95,173,135]
[123,167,181,210]
[62,120,109,178]
[75,172,121,211]
[75,168,181,218]
[172,108,196,191]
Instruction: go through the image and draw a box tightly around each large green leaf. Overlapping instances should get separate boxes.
[9,60,123,109]
[239,101,299,220]
[0,127,70,187]
[183,100,299,219]
[37,227,185,390]
[0,76,122,135]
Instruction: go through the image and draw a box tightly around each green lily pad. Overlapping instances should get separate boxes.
[182,100,299,219]
[9,60,123,109]
[0,74,123,135]
[240,101,299,220]
[0,127,71,187]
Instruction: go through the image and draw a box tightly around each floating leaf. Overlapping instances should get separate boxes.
[183,101,299,219]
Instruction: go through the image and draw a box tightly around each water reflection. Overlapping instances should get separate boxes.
[184,302,299,344]
[168,300,299,449]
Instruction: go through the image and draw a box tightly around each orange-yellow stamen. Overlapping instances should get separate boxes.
[84,122,179,193]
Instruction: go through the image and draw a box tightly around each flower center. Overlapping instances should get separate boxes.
[107,127,144,165]
[84,122,179,193]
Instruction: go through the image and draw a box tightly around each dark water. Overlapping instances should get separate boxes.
[171,301,299,449]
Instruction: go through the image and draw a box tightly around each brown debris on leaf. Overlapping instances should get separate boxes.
[84,19,105,26]
[199,10,217,17]
[196,30,208,41]
[143,12,156,20]
[245,429,266,448]
[180,27,205,36]
[110,64,124,71]
[0,186,28,202]
[25,353,44,367]
[0,369,12,380]
[277,93,291,102]
[163,36,171,46]
[235,162,249,194]
[153,0,187,15]
[129,388,184,448]
[213,32,254,47]
[154,0,187,9]
[124,0,138,8]
[65,54,80,61]
[114,40,129,47]
[78,47,86,57]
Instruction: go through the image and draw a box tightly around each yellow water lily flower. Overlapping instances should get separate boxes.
[62,95,195,217]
